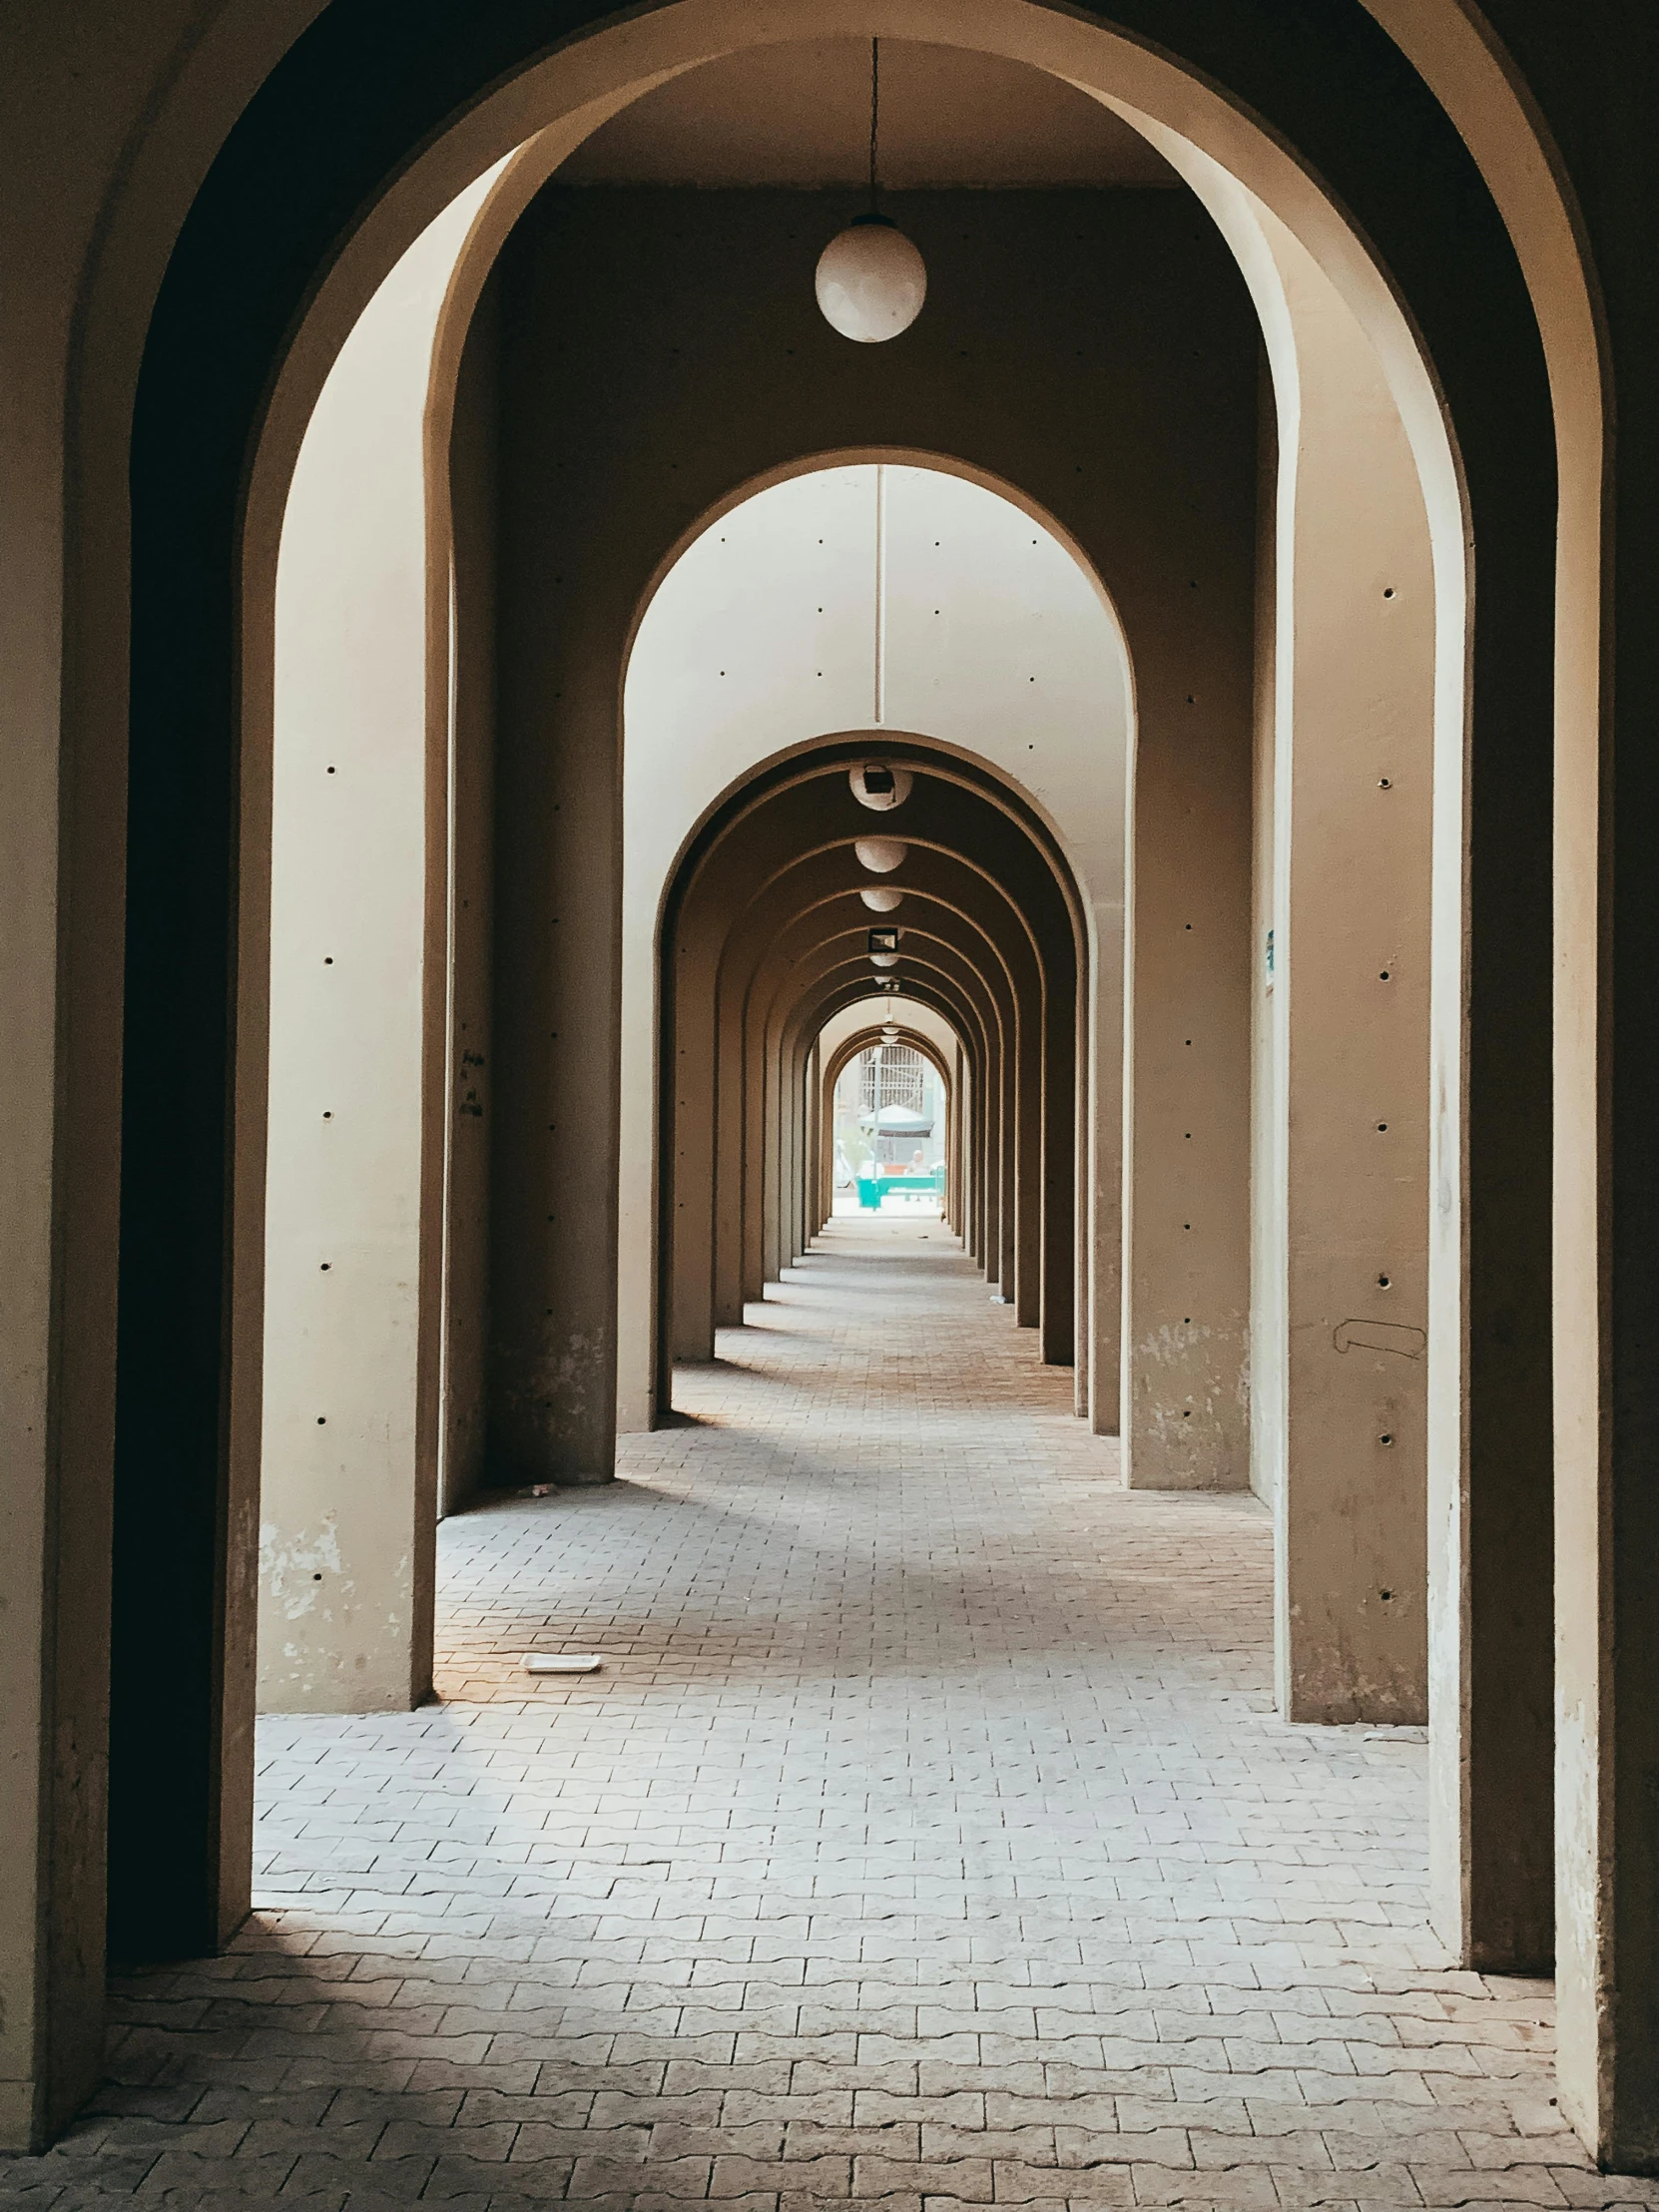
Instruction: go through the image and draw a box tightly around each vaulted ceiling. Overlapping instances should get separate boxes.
[560,38,1179,190]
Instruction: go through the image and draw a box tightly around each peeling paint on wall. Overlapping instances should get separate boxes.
[259,1511,343,1622]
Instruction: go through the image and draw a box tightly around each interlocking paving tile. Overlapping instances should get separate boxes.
[5,1215,1641,2211]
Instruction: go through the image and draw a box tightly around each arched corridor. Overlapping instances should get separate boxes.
[44,1212,1587,2206]
[14,0,1659,2177]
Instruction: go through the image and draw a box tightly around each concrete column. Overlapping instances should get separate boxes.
[774,1028,798,1272]
[1040,969,1079,1369]
[787,1017,814,1265]
[741,955,772,1307]
[1554,81,1659,2158]
[764,1005,790,1285]
[1002,995,1042,1323]
[491,233,642,1486]
[965,1047,983,1264]
[949,1042,968,1246]
[258,182,489,1712]
[1252,221,1434,1724]
[713,902,754,1331]
[816,1051,829,1237]
[960,1049,973,1252]
[0,140,115,2151]
[663,879,726,1364]
[799,1041,817,1248]
[800,1044,815,1254]
[1188,155,1551,1949]
[437,289,500,1516]
[804,1038,821,1254]
[1122,592,1254,1486]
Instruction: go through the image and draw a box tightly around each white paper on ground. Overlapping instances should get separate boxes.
[524,1653,603,1674]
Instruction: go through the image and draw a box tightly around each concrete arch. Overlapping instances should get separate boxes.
[198,0,1503,1999]
[207,0,1506,1984]
[756,847,1072,1331]
[622,445,1131,878]
[818,1024,959,1244]
[812,983,999,1272]
[816,1024,960,1236]
[792,987,978,1276]
[406,104,1477,1954]
[619,455,1126,1441]
[247,8,1477,1876]
[208,49,1580,2038]
[814,1000,976,1247]
[820,1025,958,1137]
[625,440,1132,708]
[3,0,1621,2165]
[730,878,1028,1323]
[656,739,1087,1423]
[768,923,1029,1316]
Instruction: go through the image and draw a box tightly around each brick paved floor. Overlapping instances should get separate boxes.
[9,1216,1648,2209]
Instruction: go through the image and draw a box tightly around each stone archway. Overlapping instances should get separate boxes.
[4,0,1615,2160]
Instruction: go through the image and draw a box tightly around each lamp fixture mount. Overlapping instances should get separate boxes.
[815,42,927,344]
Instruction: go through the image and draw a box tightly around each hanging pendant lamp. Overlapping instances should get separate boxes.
[815,41,927,343]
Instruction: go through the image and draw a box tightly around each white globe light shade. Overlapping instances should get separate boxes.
[816,217,927,343]
[870,952,899,970]
[854,836,907,874]
[860,885,903,912]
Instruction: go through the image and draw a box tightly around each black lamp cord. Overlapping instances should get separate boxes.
[868,38,880,214]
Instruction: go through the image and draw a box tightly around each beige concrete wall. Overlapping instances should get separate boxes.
[438,280,502,1513]
[1118,501,1256,1488]
[1250,369,1287,1521]
[0,0,1592,2156]
[1121,704,1255,1489]
[620,460,1127,1429]
[881,471,1126,1416]
[483,185,1258,1489]
[1257,215,1434,1724]
[0,0,336,2144]
[258,177,494,1712]
[618,466,878,1420]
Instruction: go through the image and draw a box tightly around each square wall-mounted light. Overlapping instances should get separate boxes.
[868,927,899,955]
